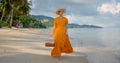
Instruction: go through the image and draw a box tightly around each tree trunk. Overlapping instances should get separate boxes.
[6,12,11,22]
[10,4,14,28]
[1,7,5,20]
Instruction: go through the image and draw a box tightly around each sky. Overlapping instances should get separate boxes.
[30,0,120,28]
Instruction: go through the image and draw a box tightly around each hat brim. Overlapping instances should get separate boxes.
[56,8,66,15]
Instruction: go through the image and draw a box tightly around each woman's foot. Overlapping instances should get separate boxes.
[52,55,61,60]
[57,56,61,60]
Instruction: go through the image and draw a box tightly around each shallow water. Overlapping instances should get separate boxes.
[68,28,120,63]
[46,28,120,63]
[68,28,120,47]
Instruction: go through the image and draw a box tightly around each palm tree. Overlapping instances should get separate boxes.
[0,0,31,28]
[18,0,31,16]
[0,0,10,20]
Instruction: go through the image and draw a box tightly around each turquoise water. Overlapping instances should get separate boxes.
[68,28,120,47]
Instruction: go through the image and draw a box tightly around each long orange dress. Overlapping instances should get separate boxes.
[51,17,73,57]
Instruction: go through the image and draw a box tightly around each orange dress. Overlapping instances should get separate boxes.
[51,17,73,57]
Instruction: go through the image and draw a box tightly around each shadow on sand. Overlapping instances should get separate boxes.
[0,51,88,63]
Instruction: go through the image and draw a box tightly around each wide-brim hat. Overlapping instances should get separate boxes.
[56,8,66,15]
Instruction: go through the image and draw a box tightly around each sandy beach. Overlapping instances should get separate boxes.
[0,28,88,63]
[0,28,120,63]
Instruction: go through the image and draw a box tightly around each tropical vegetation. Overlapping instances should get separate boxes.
[0,0,47,28]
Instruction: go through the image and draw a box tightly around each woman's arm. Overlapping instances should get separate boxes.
[50,19,56,36]
[65,17,68,34]
[49,25,56,36]
[65,24,68,34]
[52,25,56,34]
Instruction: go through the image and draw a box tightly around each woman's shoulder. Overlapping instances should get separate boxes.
[54,16,67,19]
[63,17,68,22]
[63,17,68,20]
[63,16,67,19]
[54,17,58,21]
[54,17,59,19]
[54,16,68,21]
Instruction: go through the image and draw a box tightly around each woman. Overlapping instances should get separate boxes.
[50,8,73,59]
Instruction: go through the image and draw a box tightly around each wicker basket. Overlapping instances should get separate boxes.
[45,42,54,47]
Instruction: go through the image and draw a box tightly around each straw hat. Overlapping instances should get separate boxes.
[56,8,66,15]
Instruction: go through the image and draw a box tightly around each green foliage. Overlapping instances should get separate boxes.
[0,20,10,27]
[42,21,53,28]
[20,16,46,28]
[0,0,31,28]
[0,0,48,28]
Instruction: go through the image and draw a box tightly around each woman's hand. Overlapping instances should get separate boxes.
[49,32,54,36]
[49,26,55,36]
[65,24,68,35]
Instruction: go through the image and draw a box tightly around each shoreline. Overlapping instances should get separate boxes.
[0,28,120,63]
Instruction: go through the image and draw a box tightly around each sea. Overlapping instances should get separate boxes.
[68,28,120,47]
[46,28,120,63]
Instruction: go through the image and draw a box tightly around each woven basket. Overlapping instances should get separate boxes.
[45,42,54,47]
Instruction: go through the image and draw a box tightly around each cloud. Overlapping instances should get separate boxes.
[66,13,120,27]
[66,14,107,27]
[30,0,100,16]
[97,2,120,15]
[65,0,99,4]
[65,0,111,4]
[30,0,120,27]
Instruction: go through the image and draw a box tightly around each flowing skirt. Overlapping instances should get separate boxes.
[51,28,73,56]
